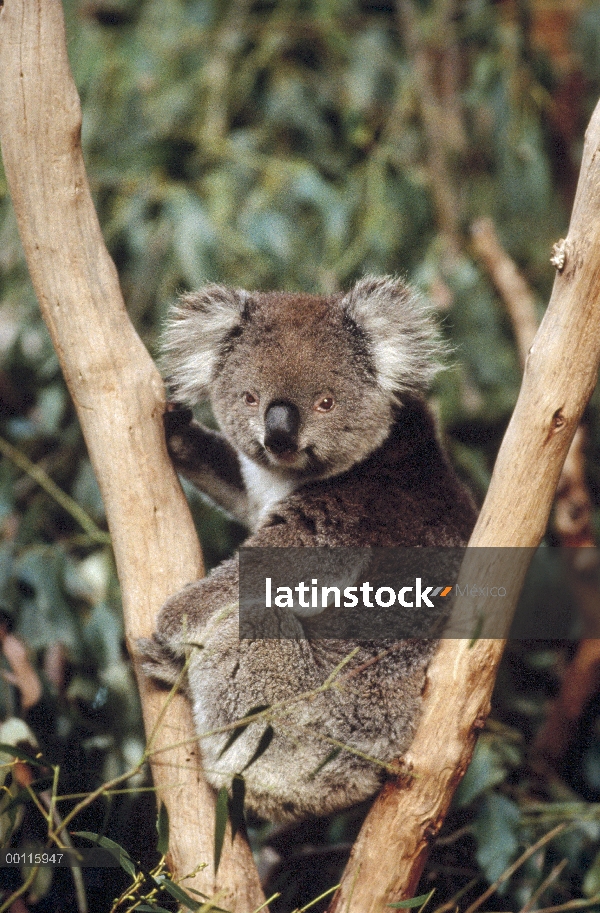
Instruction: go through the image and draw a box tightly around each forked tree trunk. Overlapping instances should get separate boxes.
[2,2,600,912]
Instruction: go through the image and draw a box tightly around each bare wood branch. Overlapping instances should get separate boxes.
[0,1,264,907]
[470,219,597,553]
[471,217,540,369]
[472,218,600,763]
[329,99,600,913]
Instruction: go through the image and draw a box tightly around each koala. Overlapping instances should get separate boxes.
[140,275,476,822]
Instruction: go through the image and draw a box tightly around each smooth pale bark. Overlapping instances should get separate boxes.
[329,100,600,913]
[0,1,264,908]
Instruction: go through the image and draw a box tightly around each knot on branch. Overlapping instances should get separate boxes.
[550,238,568,272]
[473,714,487,732]
[544,408,568,444]
[424,816,445,841]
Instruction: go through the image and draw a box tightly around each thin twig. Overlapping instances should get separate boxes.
[463,824,567,913]
[0,433,110,545]
[520,858,568,913]
[471,217,538,368]
[432,877,480,913]
[535,894,600,913]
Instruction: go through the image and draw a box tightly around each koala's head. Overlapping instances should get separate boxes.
[162,276,445,479]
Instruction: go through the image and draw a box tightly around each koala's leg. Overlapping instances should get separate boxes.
[164,406,250,525]
[137,635,189,689]
[138,554,240,687]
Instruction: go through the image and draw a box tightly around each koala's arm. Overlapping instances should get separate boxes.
[164,407,250,525]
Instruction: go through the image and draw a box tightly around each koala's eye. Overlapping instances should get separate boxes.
[315,395,335,413]
[243,391,259,407]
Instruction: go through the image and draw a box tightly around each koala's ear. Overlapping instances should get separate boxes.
[341,275,447,398]
[161,285,248,404]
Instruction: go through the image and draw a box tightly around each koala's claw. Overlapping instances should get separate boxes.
[137,634,188,691]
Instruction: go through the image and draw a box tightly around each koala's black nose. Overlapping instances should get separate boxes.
[264,401,300,455]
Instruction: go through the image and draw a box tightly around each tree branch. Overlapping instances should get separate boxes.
[0,1,264,907]
[329,99,600,912]
[471,217,539,369]
[472,217,600,763]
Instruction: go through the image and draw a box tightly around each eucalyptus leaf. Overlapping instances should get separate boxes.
[229,774,246,841]
[241,725,274,772]
[388,889,435,909]
[136,905,174,912]
[159,877,203,910]
[217,704,270,759]
[74,831,136,878]
[473,794,521,886]
[156,801,170,856]
[455,736,507,806]
[213,786,229,874]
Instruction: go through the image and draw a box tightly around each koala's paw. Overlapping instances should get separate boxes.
[137,633,189,691]
[163,404,194,460]
[163,402,193,429]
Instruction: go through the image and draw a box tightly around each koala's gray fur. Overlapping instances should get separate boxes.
[139,275,476,822]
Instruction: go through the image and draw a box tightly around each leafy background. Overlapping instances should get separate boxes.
[3,0,600,910]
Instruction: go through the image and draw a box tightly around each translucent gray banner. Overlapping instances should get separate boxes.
[0,848,120,868]
[239,546,593,640]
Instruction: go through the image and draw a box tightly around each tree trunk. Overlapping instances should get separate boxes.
[0,1,265,908]
[329,99,600,912]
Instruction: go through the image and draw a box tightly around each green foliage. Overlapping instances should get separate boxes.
[389,890,436,909]
[156,801,170,857]
[3,0,600,910]
[473,792,521,884]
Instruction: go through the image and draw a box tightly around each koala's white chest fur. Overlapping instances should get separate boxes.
[239,454,300,528]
